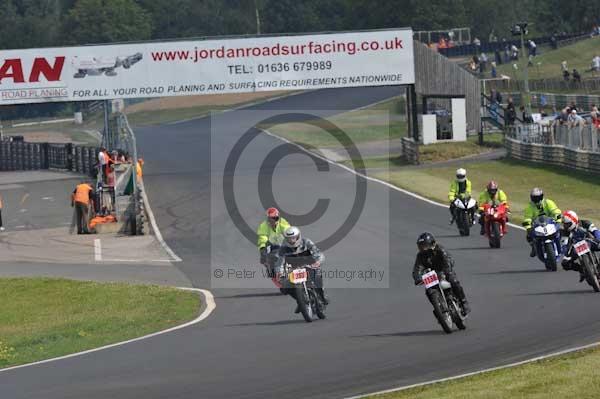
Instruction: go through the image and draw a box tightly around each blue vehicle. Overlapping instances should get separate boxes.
[531,216,563,271]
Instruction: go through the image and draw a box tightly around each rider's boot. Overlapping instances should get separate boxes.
[317,288,329,305]
[529,243,536,258]
[294,305,301,314]
[461,299,471,315]
[480,223,485,235]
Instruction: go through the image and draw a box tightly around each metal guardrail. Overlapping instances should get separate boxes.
[506,124,599,152]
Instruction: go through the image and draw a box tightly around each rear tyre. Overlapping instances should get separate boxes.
[430,290,453,334]
[544,242,558,271]
[451,299,467,330]
[581,254,600,292]
[490,222,501,248]
[311,290,326,319]
[296,286,313,322]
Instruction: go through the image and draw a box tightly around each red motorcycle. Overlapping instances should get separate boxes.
[482,202,508,248]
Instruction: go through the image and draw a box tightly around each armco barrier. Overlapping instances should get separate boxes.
[505,136,600,174]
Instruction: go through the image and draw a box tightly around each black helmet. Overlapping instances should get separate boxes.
[417,232,436,254]
[530,187,543,204]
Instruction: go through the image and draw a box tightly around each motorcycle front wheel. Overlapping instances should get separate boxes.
[295,285,313,322]
[544,242,558,271]
[430,290,453,334]
[581,254,600,292]
[489,222,501,248]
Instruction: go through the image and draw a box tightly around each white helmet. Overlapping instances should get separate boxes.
[284,226,301,248]
[456,168,467,182]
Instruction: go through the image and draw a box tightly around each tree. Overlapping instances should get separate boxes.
[62,0,152,45]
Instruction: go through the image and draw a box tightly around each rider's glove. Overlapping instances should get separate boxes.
[311,261,321,268]
[259,247,268,265]
[414,279,422,286]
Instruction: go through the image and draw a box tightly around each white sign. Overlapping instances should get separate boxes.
[0,29,414,105]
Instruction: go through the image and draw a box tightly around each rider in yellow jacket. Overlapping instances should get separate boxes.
[448,168,472,223]
[257,207,290,268]
[523,187,561,257]
[477,180,508,235]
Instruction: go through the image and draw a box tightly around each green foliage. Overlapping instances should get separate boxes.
[62,0,152,44]
[0,0,598,51]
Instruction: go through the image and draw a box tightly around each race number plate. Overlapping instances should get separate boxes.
[289,268,308,284]
[574,240,591,256]
[422,270,439,288]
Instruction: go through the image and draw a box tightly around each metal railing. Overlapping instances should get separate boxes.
[506,123,600,151]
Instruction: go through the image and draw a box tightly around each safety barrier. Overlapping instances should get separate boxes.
[506,124,599,152]
[0,139,98,174]
[505,136,600,174]
[401,137,419,164]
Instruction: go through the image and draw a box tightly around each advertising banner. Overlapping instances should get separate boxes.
[0,29,414,104]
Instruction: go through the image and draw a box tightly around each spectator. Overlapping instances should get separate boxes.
[563,69,570,81]
[495,48,503,65]
[97,147,107,181]
[491,61,497,78]
[504,42,510,63]
[561,60,569,80]
[510,44,519,60]
[0,193,4,232]
[591,110,600,129]
[528,39,537,57]
[136,158,144,181]
[539,108,548,118]
[506,97,516,125]
[569,102,578,113]
[592,55,600,75]
[473,37,481,47]
[568,109,585,127]
[480,52,488,73]
[572,69,582,83]
[520,106,533,124]
[495,90,503,104]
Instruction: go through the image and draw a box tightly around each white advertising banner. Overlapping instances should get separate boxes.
[0,29,414,105]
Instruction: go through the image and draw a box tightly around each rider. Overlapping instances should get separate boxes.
[560,210,600,281]
[477,180,508,235]
[276,226,329,313]
[448,168,473,224]
[522,188,562,257]
[256,207,290,275]
[412,232,470,315]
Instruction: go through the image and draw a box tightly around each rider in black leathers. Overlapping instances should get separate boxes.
[276,226,329,312]
[412,232,470,315]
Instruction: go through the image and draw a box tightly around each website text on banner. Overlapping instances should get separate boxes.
[0,29,414,105]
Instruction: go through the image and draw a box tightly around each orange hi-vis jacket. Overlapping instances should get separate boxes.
[73,183,93,205]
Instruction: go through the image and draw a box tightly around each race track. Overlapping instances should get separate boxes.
[2,87,600,399]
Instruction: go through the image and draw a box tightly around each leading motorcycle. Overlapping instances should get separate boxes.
[563,233,600,292]
[419,268,466,334]
[284,263,326,323]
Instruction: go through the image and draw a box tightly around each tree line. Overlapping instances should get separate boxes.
[0,0,598,50]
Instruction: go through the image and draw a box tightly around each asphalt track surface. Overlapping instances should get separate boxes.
[3,87,600,399]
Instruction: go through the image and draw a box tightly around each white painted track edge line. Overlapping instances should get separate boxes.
[94,239,102,261]
[344,341,600,398]
[139,179,183,262]
[0,287,215,374]
[260,128,525,232]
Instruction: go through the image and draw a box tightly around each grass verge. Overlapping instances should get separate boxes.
[369,346,600,399]
[0,278,200,368]
[260,96,407,148]
[340,134,504,168]
[373,158,600,226]
[125,105,230,126]
[496,36,600,81]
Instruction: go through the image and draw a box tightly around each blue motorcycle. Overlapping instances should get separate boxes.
[531,216,563,271]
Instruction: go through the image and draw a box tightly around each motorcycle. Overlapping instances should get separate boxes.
[482,202,508,248]
[452,196,477,236]
[531,216,563,271]
[284,263,326,323]
[564,233,600,292]
[420,268,466,334]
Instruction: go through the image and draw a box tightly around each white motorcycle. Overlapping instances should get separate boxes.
[452,196,477,236]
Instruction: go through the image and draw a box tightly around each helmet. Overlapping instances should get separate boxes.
[456,168,467,182]
[562,210,579,231]
[266,207,280,219]
[416,232,436,254]
[530,187,543,204]
[486,180,498,196]
[284,226,301,248]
